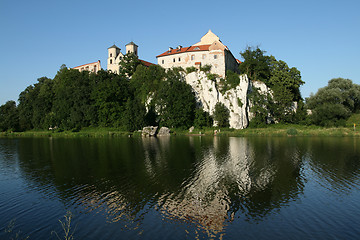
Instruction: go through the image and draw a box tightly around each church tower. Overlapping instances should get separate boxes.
[107,44,121,73]
[125,42,138,56]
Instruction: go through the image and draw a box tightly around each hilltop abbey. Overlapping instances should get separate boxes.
[157,30,240,77]
[73,30,240,78]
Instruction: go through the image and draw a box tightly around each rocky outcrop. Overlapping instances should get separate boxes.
[185,71,269,129]
[157,127,170,136]
[142,126,158,137]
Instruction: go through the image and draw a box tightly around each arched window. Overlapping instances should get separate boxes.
[110,59,113,64]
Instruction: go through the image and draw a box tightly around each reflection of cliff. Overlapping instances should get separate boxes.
[157,137,304,237]
[14,136,311,238]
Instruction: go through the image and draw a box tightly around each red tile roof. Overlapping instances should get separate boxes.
[156,45,211,58]
[73,60,100,69]
[140,59,155,67]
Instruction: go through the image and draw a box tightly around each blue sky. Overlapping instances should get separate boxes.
[0,0,359,105]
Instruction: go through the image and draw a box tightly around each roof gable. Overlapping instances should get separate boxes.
[156,45,211,58]
[193,30,220,46]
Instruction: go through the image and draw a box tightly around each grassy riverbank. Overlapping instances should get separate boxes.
[2,124,360,138]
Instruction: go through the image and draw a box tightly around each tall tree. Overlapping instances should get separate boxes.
[18,85,36,130]
[52,66,95,129]
[213,102,230,127]
[119,53,142,78]
[91,70,130,127]
[306,78,360,126]
[0,101,19,132]
[155,69,196,128]
[239,46,271,83]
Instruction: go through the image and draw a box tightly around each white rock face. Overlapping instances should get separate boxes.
[184,71,268,129]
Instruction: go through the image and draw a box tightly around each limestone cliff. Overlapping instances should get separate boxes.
[184,71,269,129]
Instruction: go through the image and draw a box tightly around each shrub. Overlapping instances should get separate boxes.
[213,102,230,127]
[186,66,197,74]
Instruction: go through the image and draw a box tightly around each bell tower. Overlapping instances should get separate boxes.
[107,44,121,73]
[125,42,138,56]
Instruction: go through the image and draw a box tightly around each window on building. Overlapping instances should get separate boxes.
[178,57,181,62]
[135,50,137,55]
[162,60,164,64]
[214,55,217,59]
[173,58,175,62]
[202,54,206,59]
[94,66,97,72]
[110,53,112,57]
[191,55,195,60]
[119,56,122,60]
[110,59,112,64]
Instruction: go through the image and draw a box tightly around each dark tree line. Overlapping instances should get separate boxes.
[306,78,360,126]
[0,54,215,132]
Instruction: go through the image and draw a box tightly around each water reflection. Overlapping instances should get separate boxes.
[1,136,360,239]
[155,137,305,237]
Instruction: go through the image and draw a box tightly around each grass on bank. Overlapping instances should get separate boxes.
[2,114,360,138]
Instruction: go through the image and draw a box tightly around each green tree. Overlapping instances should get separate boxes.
[130,64,166,103]
[194,108,213,128]
[91,70,130,127]
[213,102,230,127]
[18,85,36,130]
[32,77,54,129]
[239,46,271,83]
[306,78,360,126]
[240,47,305,125]
[123,98,146,131]
[155,70,196,128]
[119,53,142,78]
[52,66,95,129]
[248,87,272,127]
[0,101,19,132]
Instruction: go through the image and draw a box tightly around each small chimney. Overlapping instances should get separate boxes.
[178,45,182,50]
[168,47,173,52]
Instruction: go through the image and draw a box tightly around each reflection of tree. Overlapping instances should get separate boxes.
[159,137,306,237]
[306,137,360,193]
[14,136,310,238]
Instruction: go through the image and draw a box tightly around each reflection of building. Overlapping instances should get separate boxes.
[157,137,275,237]
[156,30,240,77]
[73,60,101,73]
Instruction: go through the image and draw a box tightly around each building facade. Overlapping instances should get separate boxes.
[107,42,139,74]
[73,60,101,73]
[156,30,240,77]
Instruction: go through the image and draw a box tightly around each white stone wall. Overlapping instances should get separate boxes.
[183,72,270,129]
[73,60,101,73]
[158,49,226,77]
[107,49,124,74]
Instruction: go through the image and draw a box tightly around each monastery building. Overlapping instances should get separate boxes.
[73,60,101,73]
[107,42,153,74]
[156,30,240,77]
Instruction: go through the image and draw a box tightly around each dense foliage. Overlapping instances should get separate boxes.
[213,102,230,127]
[0,55,200,132]
[306,78,360,126]
[240,47,305,125]
[0,101,19,132]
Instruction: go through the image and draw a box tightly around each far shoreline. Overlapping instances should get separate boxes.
[1,125,360,138]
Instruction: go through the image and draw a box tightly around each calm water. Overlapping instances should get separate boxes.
[0,136,360,239]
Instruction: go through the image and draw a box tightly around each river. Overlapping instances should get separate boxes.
[0,136,360,239]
